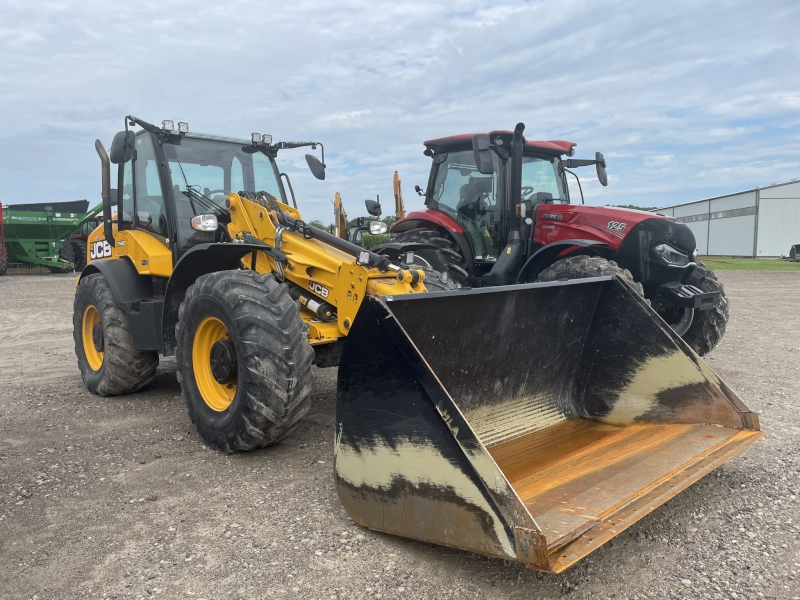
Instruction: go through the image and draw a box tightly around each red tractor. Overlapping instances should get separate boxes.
[391,123,729,355]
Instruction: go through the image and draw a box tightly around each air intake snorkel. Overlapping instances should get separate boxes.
[482,122,526,286]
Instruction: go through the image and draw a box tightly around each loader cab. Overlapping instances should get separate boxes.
[115,128,289,261]
[424,137,570,265]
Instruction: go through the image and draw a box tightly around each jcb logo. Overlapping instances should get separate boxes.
[90,240,113,260]
[309,281,329,299]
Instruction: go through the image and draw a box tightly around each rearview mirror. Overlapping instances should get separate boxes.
[596,152,608,187]
[109,130,135,164]
[472,134,494,175]
[305,154,326,180]
[369,220,388,235]
[365,199,382,217]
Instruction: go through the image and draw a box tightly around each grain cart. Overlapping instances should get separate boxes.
[2,200,89,271]
[392,124,729,356]
[74,116,762,574]
[60,202,106,272]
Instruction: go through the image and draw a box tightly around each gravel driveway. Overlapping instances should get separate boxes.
[0,271,798,599]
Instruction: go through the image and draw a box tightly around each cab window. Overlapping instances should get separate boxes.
[118,160,133,230]
[134,134,169,238]
[521,156,566,203]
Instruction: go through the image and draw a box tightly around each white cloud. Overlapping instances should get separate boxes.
[0,0,798,222]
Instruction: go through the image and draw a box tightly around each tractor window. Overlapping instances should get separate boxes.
[521,156,566,203]
[118,160,134,230]
[430,150,501,260]
[134,134,169,239]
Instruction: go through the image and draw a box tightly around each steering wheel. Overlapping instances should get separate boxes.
[521,186,535,200]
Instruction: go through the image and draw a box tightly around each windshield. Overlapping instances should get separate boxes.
[162,137,285,209]
[521,155,567,203]
[161,137,285,253]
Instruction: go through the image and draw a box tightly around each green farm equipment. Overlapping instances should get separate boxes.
[1,200,90,272]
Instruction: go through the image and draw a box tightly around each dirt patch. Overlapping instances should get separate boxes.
[0,271,798,599]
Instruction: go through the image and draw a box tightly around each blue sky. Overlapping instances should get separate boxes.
[1,0,798,224]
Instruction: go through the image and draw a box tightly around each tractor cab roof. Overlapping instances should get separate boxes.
[423,131,576,156]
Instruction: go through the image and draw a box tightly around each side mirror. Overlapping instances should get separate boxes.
[596,152,608,187]
[472,134,494,175]
[369,220,388,235]
[365,199,382,217]
[109,131,135,165]
[305,154,326,180]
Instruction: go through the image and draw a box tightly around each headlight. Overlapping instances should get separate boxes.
[369,220,388,235]
[653,243,689,267]
[191,214,219,231]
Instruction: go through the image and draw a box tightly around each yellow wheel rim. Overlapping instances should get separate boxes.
[82,305,104,371]
[192,316,237,412]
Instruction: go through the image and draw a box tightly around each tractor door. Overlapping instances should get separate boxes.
[428,149,502,261]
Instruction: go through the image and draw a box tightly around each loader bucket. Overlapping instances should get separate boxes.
[334,276,762,573]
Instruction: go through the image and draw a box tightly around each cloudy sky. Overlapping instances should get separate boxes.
[1,0,798,223]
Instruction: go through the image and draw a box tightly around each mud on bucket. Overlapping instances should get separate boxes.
[333,275,762,573]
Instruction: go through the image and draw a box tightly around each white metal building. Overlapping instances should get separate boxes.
[655,180,800,257]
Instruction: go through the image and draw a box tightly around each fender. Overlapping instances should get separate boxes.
[516,240,608,283]
[369,242,437,261]
[391,210,464,235]
[79,257,154,314]
[390,211,475,272]
[79,257,165,351]
[161,242,274,355]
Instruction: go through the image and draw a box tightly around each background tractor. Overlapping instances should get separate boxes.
[391,123,729,355]
[73,116,761,574]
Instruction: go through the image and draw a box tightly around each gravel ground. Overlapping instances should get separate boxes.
[0,271,798,600]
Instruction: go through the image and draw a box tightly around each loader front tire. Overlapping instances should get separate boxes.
[175,270,315,453]
[392,229,469,285]
[73,273,159,396]
[652,261,729,356]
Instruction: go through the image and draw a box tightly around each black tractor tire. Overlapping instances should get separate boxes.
[0,256,7,276]
[59,240,76,265]
[71,239,88,271]
[419,266,461,292]
[652,261,729,356]
[73,273,159,396]
[535,255,645,296]
[175,270,315,453]
[392,228,470,285]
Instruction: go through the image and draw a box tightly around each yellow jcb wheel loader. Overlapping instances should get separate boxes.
[74,116,762,573]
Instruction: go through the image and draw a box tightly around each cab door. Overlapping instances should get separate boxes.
[113,132,174,277]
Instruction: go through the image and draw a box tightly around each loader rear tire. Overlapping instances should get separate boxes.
[0,256,7,276]
[535,255,645,296]
[392,229,469,285]
[175,270,315,453]
[73,273,159,396]
[652,261,729,356]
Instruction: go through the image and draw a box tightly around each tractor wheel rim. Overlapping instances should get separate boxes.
[193,316,237,412]
[82,305,104,371]
[671,307,694,337]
